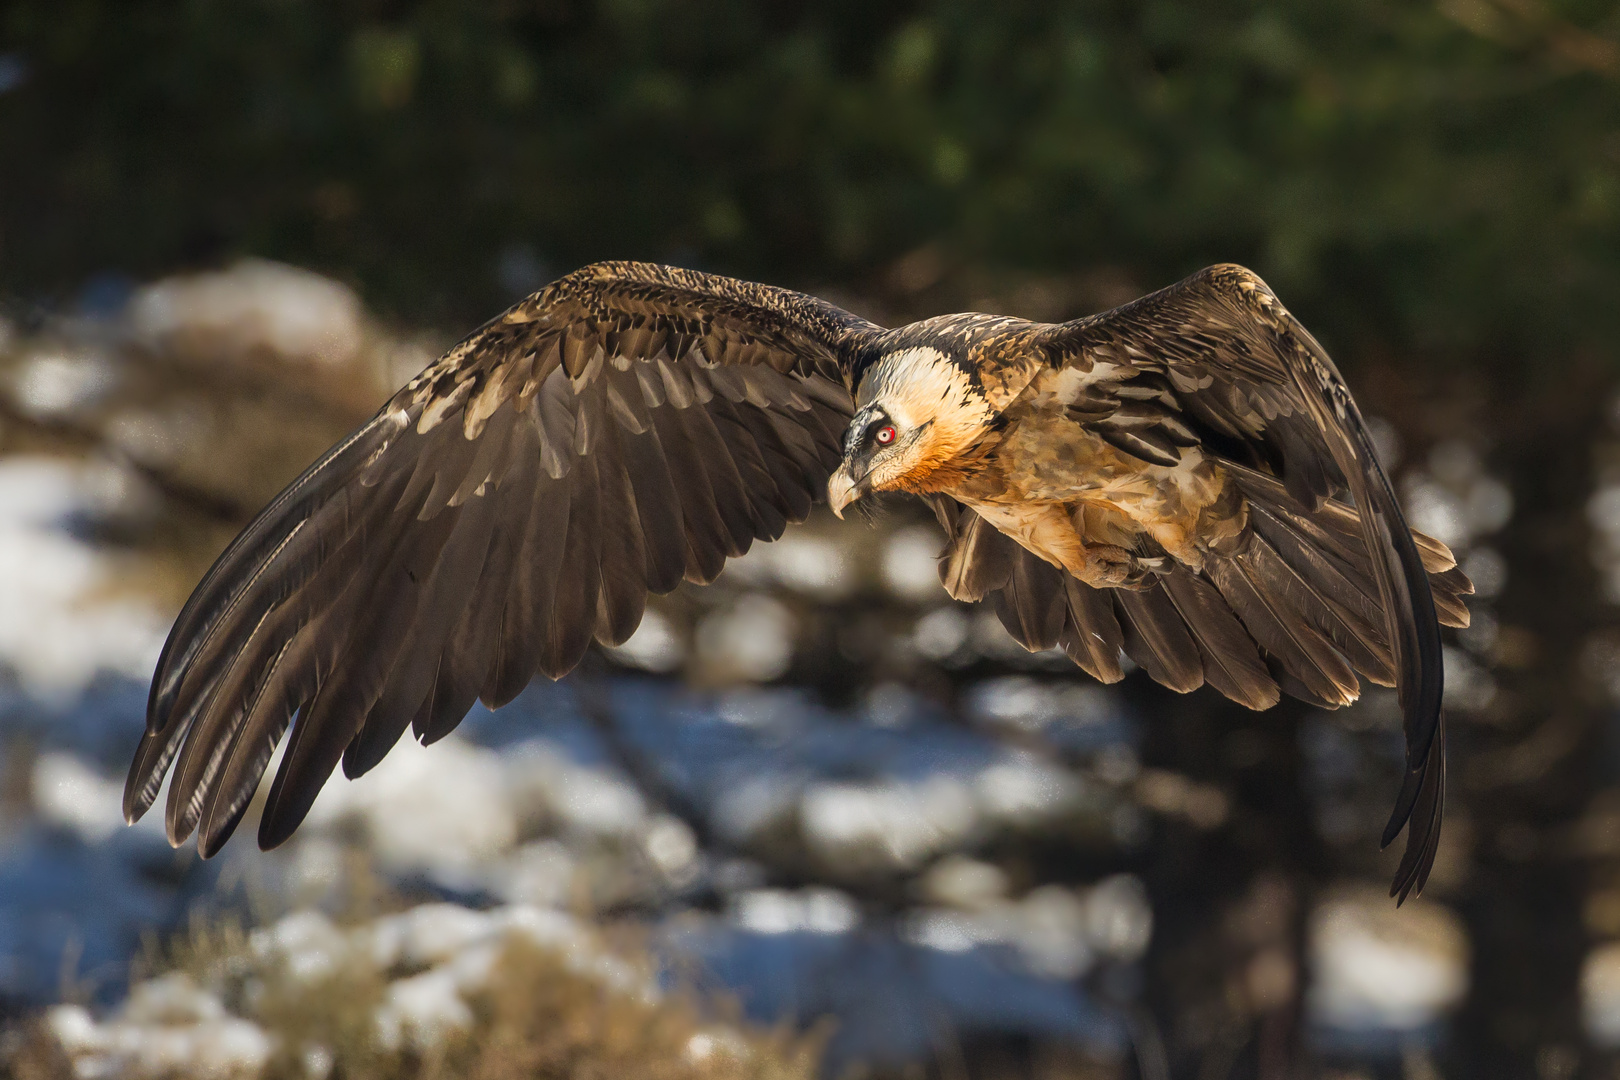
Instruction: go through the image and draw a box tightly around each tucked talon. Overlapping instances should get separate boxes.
[1078,544,1143,589]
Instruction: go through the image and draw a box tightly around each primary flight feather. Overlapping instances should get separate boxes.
[124,261,1469,903]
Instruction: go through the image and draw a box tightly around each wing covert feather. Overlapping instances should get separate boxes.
[1036,265,1450,900]
[129,262,879,853]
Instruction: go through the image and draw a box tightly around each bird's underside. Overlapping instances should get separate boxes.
[124,260,1468,904]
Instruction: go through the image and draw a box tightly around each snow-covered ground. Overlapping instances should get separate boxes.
[0,261,1485,1076]
[0,670,1145,1070]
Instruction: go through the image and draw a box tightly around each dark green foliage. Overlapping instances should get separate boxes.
[3,0,1617,359]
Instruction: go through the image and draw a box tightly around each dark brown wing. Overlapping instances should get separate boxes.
[1026,264,1456,902]
[125,261,882,856]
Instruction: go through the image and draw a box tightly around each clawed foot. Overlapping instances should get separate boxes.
[1078,545,1164,590]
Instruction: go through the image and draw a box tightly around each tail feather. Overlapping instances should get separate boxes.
[1263,322,1447,903]
[1058,576,1126,683]
[1160,570,1279,710]
[1431,585,1472,630]
[1113,586,1204,694]
[930,468,1458,903]
[1390,719,1445,904]
[935,503,1016,603]
[1226,456,1453,899]
[1205,548,1360,709]
[1412,531,1458,573]
[1247,504,1387,643]
[1243,524,1396,688]
[994,550,1067,651]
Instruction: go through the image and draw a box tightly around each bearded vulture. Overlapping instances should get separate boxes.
[123,261,1470,902]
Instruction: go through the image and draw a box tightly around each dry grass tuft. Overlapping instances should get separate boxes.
[428,941,821,1080]
[5,906,823,1080]
[3,1020,76,1080]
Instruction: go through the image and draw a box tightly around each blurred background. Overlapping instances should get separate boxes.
[0,2,1616,1078]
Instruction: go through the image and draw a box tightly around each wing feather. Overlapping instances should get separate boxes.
[130,261,878,854]
[1159,570,1280,710]
[1038,264,1455,900]
[539,435,604,680]
[1058,576,1126,684]
[1113,586,1204,694]
[255,500,470,849]
[619,424,688,595]
[930,500,1016,603]
[473,426,545,709]
[592,412,651,648]
[994,549,1067,652]
[646,400,732,584]
[341,468,507,781]
[737,405,815,522]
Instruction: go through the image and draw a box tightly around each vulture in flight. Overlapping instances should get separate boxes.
[124,262,1470,902]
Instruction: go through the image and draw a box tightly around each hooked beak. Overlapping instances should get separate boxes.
[827,461,871,519]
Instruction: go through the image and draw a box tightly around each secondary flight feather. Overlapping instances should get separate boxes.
[124,261,1469,903]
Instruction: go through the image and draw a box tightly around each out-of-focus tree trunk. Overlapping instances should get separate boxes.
[1135,690,1324,1080]
[1447,362,1608,1080]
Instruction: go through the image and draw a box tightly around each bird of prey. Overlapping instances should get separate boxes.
[124,261,1469,902]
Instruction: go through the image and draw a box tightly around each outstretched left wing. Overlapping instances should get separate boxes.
[126,262,883,857]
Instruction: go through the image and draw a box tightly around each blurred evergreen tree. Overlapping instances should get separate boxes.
[2,0,1617,362]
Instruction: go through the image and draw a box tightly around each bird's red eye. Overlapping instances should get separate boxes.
[875,425,896,445]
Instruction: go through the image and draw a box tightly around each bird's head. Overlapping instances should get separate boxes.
[828,346,995,517]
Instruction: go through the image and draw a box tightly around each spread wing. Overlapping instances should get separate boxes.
[1012,264,1457,901]
[125,261,882,857]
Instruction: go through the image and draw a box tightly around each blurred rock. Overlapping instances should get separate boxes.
[1307,886,1468,1041]
[729,888,860,934]
[1084,874,1154,961]
[695,593,797,682]
[725,530,854,599]
[249,909,350,984]
[303,733,517,889]
[976,752,1086,826]
[0,458,168,700]
[1583,941,1620,1046]
[8,351,117,419]
[911,606,972,664]
[606,607,685,672]
[489,839,578,907]
[374,966,473,1051]
[502,737,648,839]
[128,260,364,369]
[882,524,945,601]
[919,855,1008,910]
[31,751,125,843]
[643,815,699,883]
[47,974,272,1079]
[902,873,1148,980]
[801,775,978,870]
[666,911,1125,1073]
